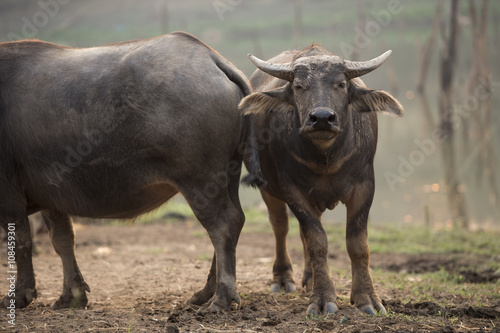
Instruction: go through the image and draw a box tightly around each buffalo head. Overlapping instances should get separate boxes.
[241,47,403,147]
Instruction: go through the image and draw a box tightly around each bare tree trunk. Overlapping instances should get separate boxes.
[415,4,440,140]
[494,14,500,60]
[465,0,498,206]
[465,0,483,170]
[439,0,469,228]
[477,0,498,206]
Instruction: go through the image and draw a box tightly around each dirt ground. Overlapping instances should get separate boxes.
[1,219,499,332]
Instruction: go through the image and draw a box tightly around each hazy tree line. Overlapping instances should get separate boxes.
[416,0,496,228]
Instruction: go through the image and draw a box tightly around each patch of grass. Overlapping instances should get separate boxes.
[241,206,271,233]
[243,208,499,256]
[197,252,213,261]
[373,266,499,308]
[191,230,206,238]
[100,198,196,226]
[367,223,500,256]
[386,311,415,322]
[305,312,331,321]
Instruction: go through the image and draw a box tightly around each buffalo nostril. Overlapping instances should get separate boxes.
[328,114,336,124]
[310,109,337,125]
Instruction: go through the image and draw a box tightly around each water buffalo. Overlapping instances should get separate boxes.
[241,45,403,315]
[0,32,251,312]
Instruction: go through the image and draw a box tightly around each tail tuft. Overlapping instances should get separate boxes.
[241,173,266,188]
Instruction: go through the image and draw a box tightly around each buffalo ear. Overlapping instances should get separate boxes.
[349,84,404,117]
[239,85,293,115]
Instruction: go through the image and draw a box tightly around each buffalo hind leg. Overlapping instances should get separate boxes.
[344,181,386,315]
[188,252,216,306]
[184,189,244,313]
[41,210,90,309]
[261,190,296,293]
[1,214,37,308]
[201,203,244,313]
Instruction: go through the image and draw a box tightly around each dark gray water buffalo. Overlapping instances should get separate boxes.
[241,45,403,315]
[0,32,251,312]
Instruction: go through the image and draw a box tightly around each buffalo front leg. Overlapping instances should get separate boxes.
[1,215,37,308]
[41,210,90,309]
[288,203,337,315]
[344,181,386,315]
[261,190,296,293]
[299,227,313,292]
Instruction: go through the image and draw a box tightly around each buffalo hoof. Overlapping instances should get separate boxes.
[197,294,240,314]
[271,281,296,293]
[198,300,225,313]
[307,300,338,316]
[51,287,89,309]
[2,288,37,309]
[357,302,386,316]
[188,289,213,306]
[355,294,386,315]
[197,286,241,314]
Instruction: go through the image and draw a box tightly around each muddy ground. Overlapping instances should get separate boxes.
[1,219,499,332]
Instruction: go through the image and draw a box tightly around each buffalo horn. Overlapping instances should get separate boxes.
[343,50,392,79]
[248,54,294,82]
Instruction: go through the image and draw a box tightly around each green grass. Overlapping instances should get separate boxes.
[291,218,500,257]
[374,266,499,308]
[275,214,500,257]
[197,252,213,261]
[367,223,500,256]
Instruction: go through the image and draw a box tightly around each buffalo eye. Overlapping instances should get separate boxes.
[293,83,304,91]
[338,82,346,89]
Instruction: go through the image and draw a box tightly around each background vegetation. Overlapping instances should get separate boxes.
[1,0,499,229]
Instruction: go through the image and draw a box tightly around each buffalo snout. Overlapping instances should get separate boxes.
[306,108,340,133]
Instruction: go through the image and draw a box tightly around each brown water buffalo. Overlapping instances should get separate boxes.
[241,45,403,315]
[0,31,251,312]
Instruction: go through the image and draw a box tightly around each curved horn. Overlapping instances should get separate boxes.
[248,54,294,82]
[343,50,392,79]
